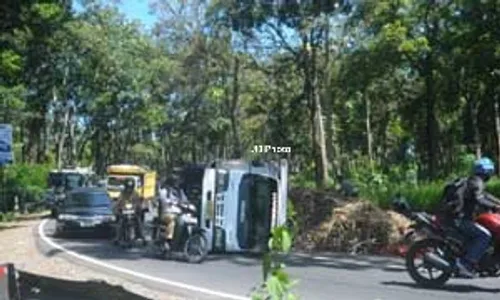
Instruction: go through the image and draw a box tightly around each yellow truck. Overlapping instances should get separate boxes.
[105,164,157,204]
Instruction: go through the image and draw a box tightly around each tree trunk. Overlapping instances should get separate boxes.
[314,89,329,185]
[67,102,77,166]
[55,63,71,168]
[494,98,500,174]
[93,128,105,175]
[323,15,339,178]
[310,32,329,188]
[35,116,46,163]
[469,96,482,159]
[43,108,51,163]
[424,54,438,179]
[230,55,242,158]
[191,138,197,162]
[20,120,26,163]
[364,91,374,165]
[56,102,70,170]
[303,35,318,185]
[55,86,70,170]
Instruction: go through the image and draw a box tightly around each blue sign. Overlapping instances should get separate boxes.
[0,124,13,166]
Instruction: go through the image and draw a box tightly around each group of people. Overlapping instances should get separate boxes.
[111,175,191,248]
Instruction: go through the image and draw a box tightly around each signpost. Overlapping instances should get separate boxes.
[0,124,13,213]
[0,124,13,166]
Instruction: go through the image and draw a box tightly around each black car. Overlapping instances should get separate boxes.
[55,188,115,236]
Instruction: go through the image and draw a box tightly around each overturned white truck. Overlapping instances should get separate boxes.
[183,159,288,253]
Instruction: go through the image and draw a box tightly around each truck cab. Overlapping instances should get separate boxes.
[105,164,157,207]
[195,159,288,253]
[46,167,95,218]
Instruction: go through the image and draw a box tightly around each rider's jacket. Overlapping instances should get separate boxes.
[462,175,498,220]
[114,190,142,215]
[158,187,188,215]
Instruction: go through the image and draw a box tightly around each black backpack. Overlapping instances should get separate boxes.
[435,178,467,217]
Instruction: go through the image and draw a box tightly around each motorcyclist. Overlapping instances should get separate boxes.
[113,178,146,246]
[157,176,190,248]
[446,157,500,278]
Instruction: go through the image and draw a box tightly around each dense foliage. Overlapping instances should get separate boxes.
[2,0,500,201]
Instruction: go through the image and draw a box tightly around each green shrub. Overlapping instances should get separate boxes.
[361,178,500,211]
[486,178,500,197]
[360,180,443,211]
[286,200,299,242]
[2,163,52,211]
[0,212,15,222]
[252,226,298,300]
[290,173,316,189]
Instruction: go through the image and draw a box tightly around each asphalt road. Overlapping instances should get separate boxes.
[38,220,500,300]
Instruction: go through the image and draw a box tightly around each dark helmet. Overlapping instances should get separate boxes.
[473,157,495,182]
[124,178,135,191]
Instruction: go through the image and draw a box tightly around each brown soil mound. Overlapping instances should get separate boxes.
[289,187,411,254]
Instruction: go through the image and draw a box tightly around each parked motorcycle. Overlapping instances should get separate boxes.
[149,203,208,263]
[393,198,500,287]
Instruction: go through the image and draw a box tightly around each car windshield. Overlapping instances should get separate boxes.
[107,176,139,188]
[49,173,85,189]
[66,192,110,207]
[65,174,85,189]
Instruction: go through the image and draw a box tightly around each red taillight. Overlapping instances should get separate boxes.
[0,266,7,278]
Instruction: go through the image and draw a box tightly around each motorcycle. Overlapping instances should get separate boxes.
[117,203,139,248]
[393,198,500,287]
[149,203,208,263]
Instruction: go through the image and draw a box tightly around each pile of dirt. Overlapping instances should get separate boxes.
[289,187,411,255]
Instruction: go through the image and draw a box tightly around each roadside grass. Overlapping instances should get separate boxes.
[0,210,49,228]
[0,212,16,223]
[360,178,500,211]
[290,171,500,212]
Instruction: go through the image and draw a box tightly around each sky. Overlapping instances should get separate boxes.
[72,1,351,56]
[73,0,158,29]
[115,0,157,29]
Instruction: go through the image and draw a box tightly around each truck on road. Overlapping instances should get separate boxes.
[105,164,157,206]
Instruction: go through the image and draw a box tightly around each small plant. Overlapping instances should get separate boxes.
[286,200,299,240]
[0,212,15,222]
[252,225,298,300]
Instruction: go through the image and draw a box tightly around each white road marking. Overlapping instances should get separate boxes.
[38,219,250,300]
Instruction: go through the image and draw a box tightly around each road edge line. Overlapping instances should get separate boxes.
[38,219,250,300]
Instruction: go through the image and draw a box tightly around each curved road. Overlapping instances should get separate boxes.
[38,220,500,300]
